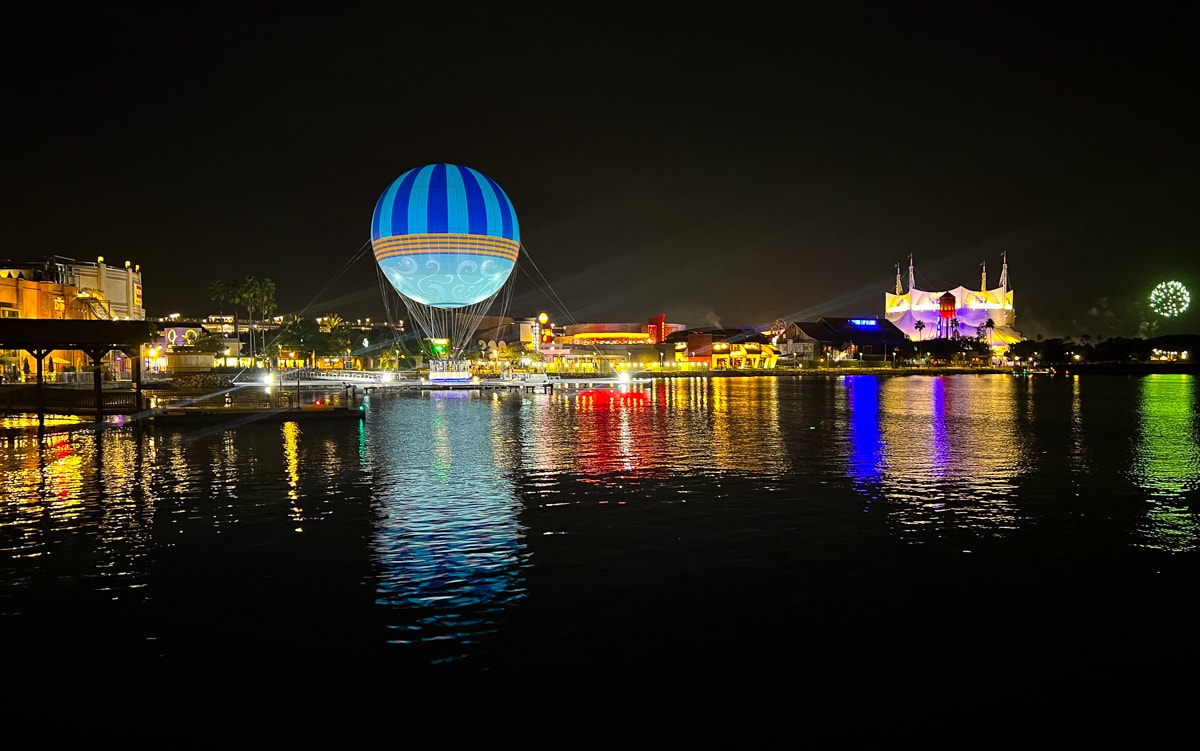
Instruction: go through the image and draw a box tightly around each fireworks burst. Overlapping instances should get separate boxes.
[1149,281,1190,318]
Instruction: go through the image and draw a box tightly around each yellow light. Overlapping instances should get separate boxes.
[538,312,549,325]
[97,256,104,263]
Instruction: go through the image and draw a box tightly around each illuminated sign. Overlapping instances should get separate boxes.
[165,327,199,348]
[849,318,879,327]
[134,284,143,306]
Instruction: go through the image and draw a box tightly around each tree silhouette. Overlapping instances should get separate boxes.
[237,276,277,359]
[207,280,239,356]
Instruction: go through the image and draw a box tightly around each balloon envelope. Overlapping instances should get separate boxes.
[371,164,520,308]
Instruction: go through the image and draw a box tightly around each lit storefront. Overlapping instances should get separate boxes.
[667,330,780,370]
[2,256,145,381]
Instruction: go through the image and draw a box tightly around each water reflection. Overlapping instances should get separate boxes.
[1129,375,1200,552]
[0,427,156,604]
[367,392,527,663]
[92,429,154,600]
[1069,376,1090,476]
[845,375,885,500]
[518,378,791,502]
[843,375,1025,541]
[569,385,658,485]
[508,383,666,488]
[706,378,789,477]
[3,375,1198,671]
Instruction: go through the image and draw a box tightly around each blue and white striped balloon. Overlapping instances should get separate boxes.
[371,164,520,308]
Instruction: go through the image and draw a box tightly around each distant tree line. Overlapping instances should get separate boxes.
[202,276,414,362]
[1008,334,1200,365]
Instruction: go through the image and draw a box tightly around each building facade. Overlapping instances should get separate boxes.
[884,253,1021,350]
[1,256,146,381]
[662,328,780,369]
[774,317,909,363]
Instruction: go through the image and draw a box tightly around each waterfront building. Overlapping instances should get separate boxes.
[662,328,780,369]
[774,317,909,363]
[471,313,690,373]
[884,253,1022,350]
[1,255,145,381]
[542,315,692,372]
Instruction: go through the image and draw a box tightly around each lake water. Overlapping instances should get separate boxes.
[3,373,1199,696]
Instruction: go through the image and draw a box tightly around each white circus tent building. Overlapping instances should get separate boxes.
[885,253,1022,350]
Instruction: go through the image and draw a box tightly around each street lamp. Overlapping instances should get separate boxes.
[534,312,549,355]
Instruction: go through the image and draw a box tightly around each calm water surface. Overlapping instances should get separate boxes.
[2,374,1198,690]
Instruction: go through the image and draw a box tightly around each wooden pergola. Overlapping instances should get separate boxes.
[0,319,154,420]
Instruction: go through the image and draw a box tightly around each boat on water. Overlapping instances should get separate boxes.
[1012,367,1059,376]
[425,359,476,387]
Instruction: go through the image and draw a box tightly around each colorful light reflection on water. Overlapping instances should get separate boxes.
[1130,374,1200,551]
[0,375,1197,680]
[843,374,1026,541]
[366,391,527,664]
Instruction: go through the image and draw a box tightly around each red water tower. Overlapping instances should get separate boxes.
[939,292,957,320]
[939,292,957,337]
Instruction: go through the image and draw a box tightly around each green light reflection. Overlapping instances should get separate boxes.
[1129,375,1200,552]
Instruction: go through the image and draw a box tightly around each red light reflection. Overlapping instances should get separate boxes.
[575,388,649,407]
[573,387,653,485]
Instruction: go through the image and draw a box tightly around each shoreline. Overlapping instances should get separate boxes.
[637,367,1008,378]
[635,362,1199,378]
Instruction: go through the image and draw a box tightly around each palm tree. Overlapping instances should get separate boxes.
[208,280,239,356]
[320,313,345,333]
[237,276,277,359]
[257,279,278,356]
[914,320,926,340]
[232,277,254,359]
[323,315,353,363]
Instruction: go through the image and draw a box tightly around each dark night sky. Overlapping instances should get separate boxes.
[4,3,1196,339]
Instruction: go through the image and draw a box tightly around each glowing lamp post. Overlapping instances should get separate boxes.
[535,312,549,354]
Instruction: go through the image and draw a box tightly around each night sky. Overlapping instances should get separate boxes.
[4,4,1195,339]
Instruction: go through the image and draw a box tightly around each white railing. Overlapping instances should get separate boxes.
[282,368,419,383]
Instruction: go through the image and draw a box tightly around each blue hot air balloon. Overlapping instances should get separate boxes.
[371,164,520,309]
